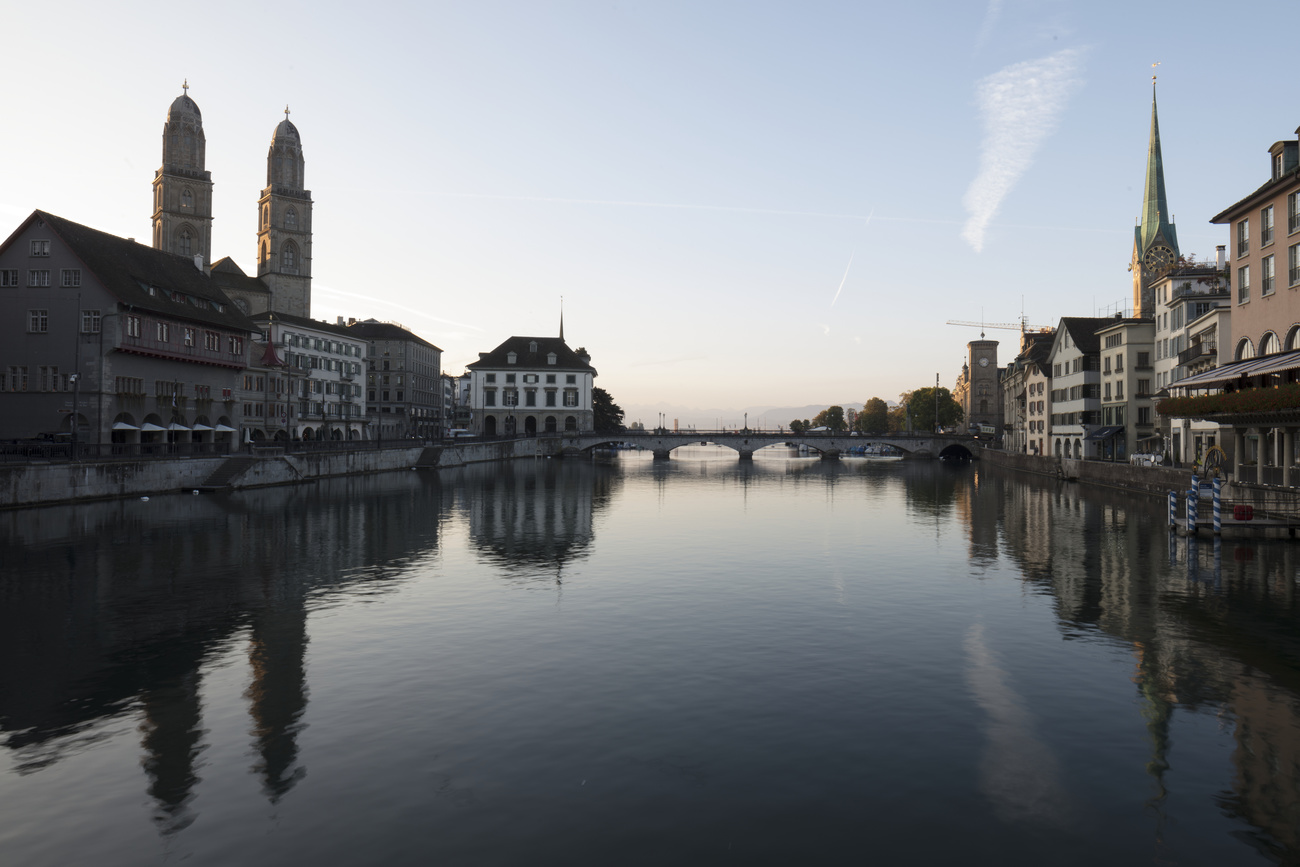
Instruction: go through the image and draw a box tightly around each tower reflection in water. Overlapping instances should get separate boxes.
[0,472,447,833]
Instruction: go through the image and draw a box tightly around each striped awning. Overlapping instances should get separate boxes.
[1172,349,1300,389]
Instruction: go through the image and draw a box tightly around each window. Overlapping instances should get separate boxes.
[1291,243,1300,287]
[126,315,141,337]
[525,390,536,407]
[60,269,81,287]
[10,366,29,391]
[183,327,194,346]
[485,390,496,407]
[1290,192,1300,234]
[547,353,557,365]
[1136,351,1150,368]
[1103,357,1111,374]
[529,341,538,353]
[1103,382,1111,400]
[1115,381,1124,399]
[503,389,518,406]
[1262,205,1275,246]
[204,331,220,351]
[179,230,192,257]
[505,374,516,384]
[285,208,297,229]
[1238,219,1250,257]
[546,374,556,384]
[282,243,296,271]
[564,389,578,407]
[28,269,50,287]
[566,374,576,384]
[38,366,58,391]
[30,239,50,257]
[1137,379,1150,396]
[545,391,556,407]
[1137,407,1152,425]
[182,189,194,210]
[229,336,244,355]
[81,310,101,334]
[1239,265,1251,303]
[156,322,169,342]
[0,269,17,287]
[1263,255,1276,295]
[27,309,48,333]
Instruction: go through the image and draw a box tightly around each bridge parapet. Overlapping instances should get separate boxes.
[548,430,975,460]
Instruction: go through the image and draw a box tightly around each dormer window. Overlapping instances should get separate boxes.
[529,341,538,353]
[507,352,517,364]
[547,353,557,365]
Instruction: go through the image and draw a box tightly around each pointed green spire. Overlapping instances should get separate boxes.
[1138,84,1178,257]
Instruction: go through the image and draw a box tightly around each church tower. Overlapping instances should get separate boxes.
[152,82,214,267]
[1130,83,1180,318]
[257,108,313,318]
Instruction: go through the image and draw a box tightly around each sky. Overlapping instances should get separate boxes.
[4,0,1297,424]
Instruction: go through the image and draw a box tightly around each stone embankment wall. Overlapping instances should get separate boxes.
[976,446,1215,499]
[1,438,557,509]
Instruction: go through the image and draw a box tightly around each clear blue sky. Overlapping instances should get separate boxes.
[4,1,1294,416]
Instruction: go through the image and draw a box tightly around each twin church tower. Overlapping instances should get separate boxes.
[150,82,314,318]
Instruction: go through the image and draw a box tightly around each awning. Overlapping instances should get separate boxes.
[168,422,191,431]
[213,424,237,432]
[190,423,214,431]
[111,421,139,431]
[1173,349,1300,389]
[140,422,167,432]
[1138,433,1163,441]
[1086,426,1124,441]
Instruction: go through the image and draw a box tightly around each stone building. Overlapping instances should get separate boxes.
[466,335,596,435]
[1130,86,1181,318]
[345,319,443,440]
[952,339,1001,432]
[1046,317,1111,459]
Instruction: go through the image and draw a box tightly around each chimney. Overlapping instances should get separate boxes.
[193,254,205,273]
[1216,245,1226,270]
[127,237,135,243]
[337,316,344,326]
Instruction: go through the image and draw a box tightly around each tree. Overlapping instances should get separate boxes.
[811,406,847,431]
[886,404,908,432]
[592,387,625,432]
[855,397,889,433]
[905,386,963,432]
[789,418,807,433]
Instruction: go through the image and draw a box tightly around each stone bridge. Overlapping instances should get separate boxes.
[547,430,977,460]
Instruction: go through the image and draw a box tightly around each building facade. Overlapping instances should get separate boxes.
[1046,318,1110,459]
[1094,318,1156,461]
[466,336,596,435]
[346,319,443,440]
[952,339,1002,432]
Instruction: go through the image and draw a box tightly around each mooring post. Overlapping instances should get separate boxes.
[1186,489,1198,536]
[1168,491,1177,529]
[1212,477,1222,535]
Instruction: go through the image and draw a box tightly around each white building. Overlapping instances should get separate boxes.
[466,335,596,435]
[1046,317,1111,459]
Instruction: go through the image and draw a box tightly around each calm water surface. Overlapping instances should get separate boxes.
[2,448,1299,865]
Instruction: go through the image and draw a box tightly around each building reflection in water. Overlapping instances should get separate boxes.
[971,464,1300,859]
[0,471,446,832]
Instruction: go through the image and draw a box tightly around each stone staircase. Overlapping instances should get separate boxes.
[412,446,443,469]
[195,455,258,491]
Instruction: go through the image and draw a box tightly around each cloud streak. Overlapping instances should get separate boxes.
[961,49,1084,253]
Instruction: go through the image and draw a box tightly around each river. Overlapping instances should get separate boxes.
[1,447,1298,865]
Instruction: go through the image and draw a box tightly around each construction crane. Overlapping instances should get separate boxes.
[946,316,1053,338]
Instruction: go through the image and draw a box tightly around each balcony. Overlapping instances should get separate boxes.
[1177,342,1216,366]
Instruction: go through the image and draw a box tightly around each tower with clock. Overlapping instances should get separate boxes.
[954,339,1001,433]
[1130,83,1179,318]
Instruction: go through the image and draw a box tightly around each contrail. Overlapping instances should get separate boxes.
[831,209,873,307]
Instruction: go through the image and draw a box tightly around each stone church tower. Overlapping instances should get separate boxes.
[152,82,214,267]
[257,110,313,318]
[1130,84,1179,318]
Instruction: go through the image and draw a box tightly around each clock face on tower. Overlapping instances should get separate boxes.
[978,357,989,368]
[1143,244,1176,273]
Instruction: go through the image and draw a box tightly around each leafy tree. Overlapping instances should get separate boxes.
[592,387,625,432]
[811,405,847,431]
[905,386,963,432]
[886,404,908,432]
[789,418,810,433]
[855,397,889,433]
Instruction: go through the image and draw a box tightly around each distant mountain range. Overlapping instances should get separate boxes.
[620,401,897,431]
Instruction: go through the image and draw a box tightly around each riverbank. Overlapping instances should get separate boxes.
[0,438,554,509]
[975,446,1196,497]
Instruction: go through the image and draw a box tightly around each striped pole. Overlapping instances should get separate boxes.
[1212,477,1222,534]
[1169,491,1177,529]
[1192,473,1200,498]
[1187,489,1198,535]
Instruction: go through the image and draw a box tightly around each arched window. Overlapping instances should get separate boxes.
[1286,326,1300,351]
[1261,331,1281,356]
[285,207,297,230]
[1236,337,1256,361]
[262,204,271,229]
[181,189,194,210]
[282,242,297,272]
[178,229,192,257]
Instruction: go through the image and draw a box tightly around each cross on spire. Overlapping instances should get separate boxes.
[284,104,291,119]
[182,79,189,95]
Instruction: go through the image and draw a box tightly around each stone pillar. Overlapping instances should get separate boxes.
[819,449,840,461]
[652,449,671,460]
[737,449,754,461]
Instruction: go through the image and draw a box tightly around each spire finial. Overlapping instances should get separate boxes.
[285,104,291,119]
[182,79,189,95]
[559,296,565,341]
[1151,61,1160,85]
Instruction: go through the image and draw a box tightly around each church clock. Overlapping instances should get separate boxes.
[1143,244,1176,272]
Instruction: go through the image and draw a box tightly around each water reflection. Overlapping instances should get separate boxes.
[0,472,444,830]
[972,465,1300,858]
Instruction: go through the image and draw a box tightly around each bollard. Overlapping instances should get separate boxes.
[1212,477,1222,534]
[1186,489,1198,535]
[1169,491,1177,529]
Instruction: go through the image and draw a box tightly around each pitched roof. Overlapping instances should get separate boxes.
[1056,317,1114,355]
[208,256,271,297]
[11,210,256,332]
[1137,88,1179,257]
[1209,164,1300,223]
[344,318,441,351]
[248,310,360,340]
[467,336,595,373]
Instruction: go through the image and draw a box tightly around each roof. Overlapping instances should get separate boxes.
[467,336,596,373]
[1055,317,1114,356]
[1138,88,1179,257]
[249,310,362,341]
[344,318,441,352]
[168,93,202,124]
[7,210,256,333]
[273,118,300,144]
[208,256,271,297]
